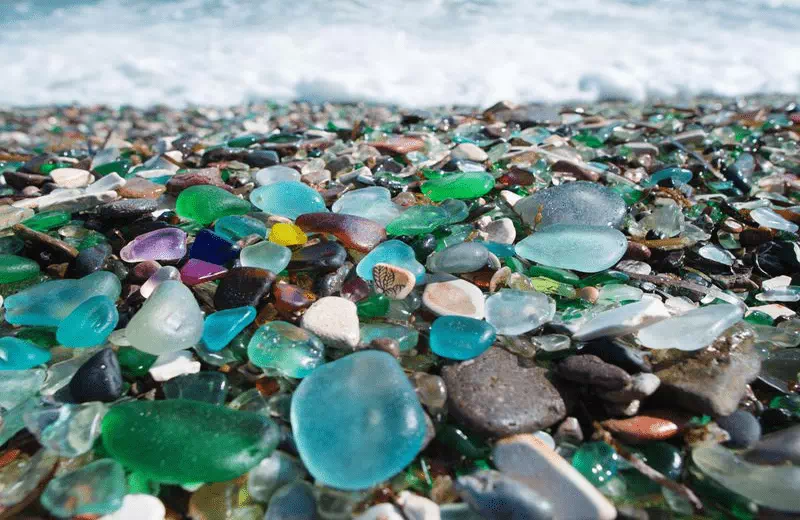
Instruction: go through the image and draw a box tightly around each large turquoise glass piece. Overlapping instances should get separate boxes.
[56,295,119,347]
[214,215,268,241]
[386,205,450,236]
[247,321,325,379]
[40,459,126,517]
[429,316,496,360]
[202,306,257,352]
[102,400,279,484]
[4,271,121,327]
[240,241,292,273]
[290,350,426,490]
[0,337,51,370]
[420,171,494,202]
[642,167,693,187]
[249,181,327,220]
[359,323,419,352]
[331,187,402,226]
[515,224,627,273]
[356,240,425,284]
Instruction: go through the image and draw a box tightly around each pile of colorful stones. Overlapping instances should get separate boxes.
[0,97,799,519]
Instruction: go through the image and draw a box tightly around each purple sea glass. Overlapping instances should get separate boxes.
[120,228,187,263]
[180,259,228,285]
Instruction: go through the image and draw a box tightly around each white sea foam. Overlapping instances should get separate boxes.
[1,0,798,107]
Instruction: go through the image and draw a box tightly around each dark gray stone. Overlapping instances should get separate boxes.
[744,424,800,466]
[652,326,761,416]
[97,199,159,220]
[68,348,123,403]
[579,337,652,374]
[716,410,761,449]
[71,243,112,277]
[442,348,567,437]
[557,354,632,391]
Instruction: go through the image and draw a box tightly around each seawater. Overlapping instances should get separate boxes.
[1,0,799,107]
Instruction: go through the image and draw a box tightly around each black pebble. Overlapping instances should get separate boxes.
[97,199,160,220]
[716,409,761,449]
[71,243,112,277]
[68,348,123,403]
[580,337,652,374]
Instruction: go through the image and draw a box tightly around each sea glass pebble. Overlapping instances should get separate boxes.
[241,241,292,273]
[201,306,257,352]
[430,316,496,360]
[290,350,426,490]
[514,181,627,229]
[356,240,425,284]
[636,303,744,351]
[484,289,555,336]
[515,224,628,273]
[176,185,251,225]
[250,181,327,220]
[56,295,119,347]
[0,337,51,370]
[120,227,187,263]
[248,321,325,378]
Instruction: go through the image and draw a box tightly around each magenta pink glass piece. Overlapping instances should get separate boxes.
[180,258,228,285]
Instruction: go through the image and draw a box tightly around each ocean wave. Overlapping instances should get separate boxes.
[1,0,798,107]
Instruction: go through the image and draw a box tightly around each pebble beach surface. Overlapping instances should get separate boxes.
[0,97,800,519]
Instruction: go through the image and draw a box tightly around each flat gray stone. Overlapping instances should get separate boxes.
[456,470,554,520]
[442,348,566,436]
[556,354,632,391]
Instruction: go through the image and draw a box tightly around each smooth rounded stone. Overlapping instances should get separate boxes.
[140,265,181,298]
[290,241,347,272]
[599,373,661,403]
[40,459,126,518]
[332,187,402,226]
[360,323,419,352]
[484,289,555,336]
[653,327,761,416]
[515,224,627,273]
[72,243,113,277]
[214,267,275,309]
[291,350,426,490]
[357,240,425,285]
[514,181,626,229]
[557,354,632,391]
[0,368,46,409]
[247,451,308,503]
[215,215,268,241]
[716,410,761,449]
[68,348,123,403]
[0,254,40,284]
[265,481,317,520]
[492,435,617,520]
[573,299,670,342]
[255,165,301,186]
[484,218,516,245]
[120,227,187,263]
[693,443,800,513]
[98,494,166,520]
[430,316,496,360]
[698,243,735,266]
[176,185,250,225]
[250,181,326,220]
[456,470,554,520]
[116,176,165,199]
[744,424,800,465]
[427,242,489,274]
[126,280,204,355]
[240,241,291,273]
[5,270,121,327]
[98,198,159,220]
[386,205,450,236]
[451,142,489,162]
[751,206,799,233]
[580,337,652,374]
[202,306,256,352]
[422,278,486,320]
[165,168,226,194]
[248,321,325,378]
[49,167,92,188]
[0,336,51,370]
[442,348,567,436]
[421,171,494,202]
[102,400,279,484]
[269,222,308,246]
[56,295,119,347]
[148,350,201,382]
[372,263,416,300]
[295,212,386,253]
[300,296,359,349]
[636,304,744,351]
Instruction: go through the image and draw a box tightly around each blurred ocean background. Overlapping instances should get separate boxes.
[1,0,799,107]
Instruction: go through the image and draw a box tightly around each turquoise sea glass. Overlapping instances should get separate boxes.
[248,321,325,379]
[515,224,627,273]
[0,337,51,370]
[429,316,496,360]
[56,295,119,347]
[249,181,327,220]
[202,306,257,352]
[214,215,268,241]
[356,240,425,284]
